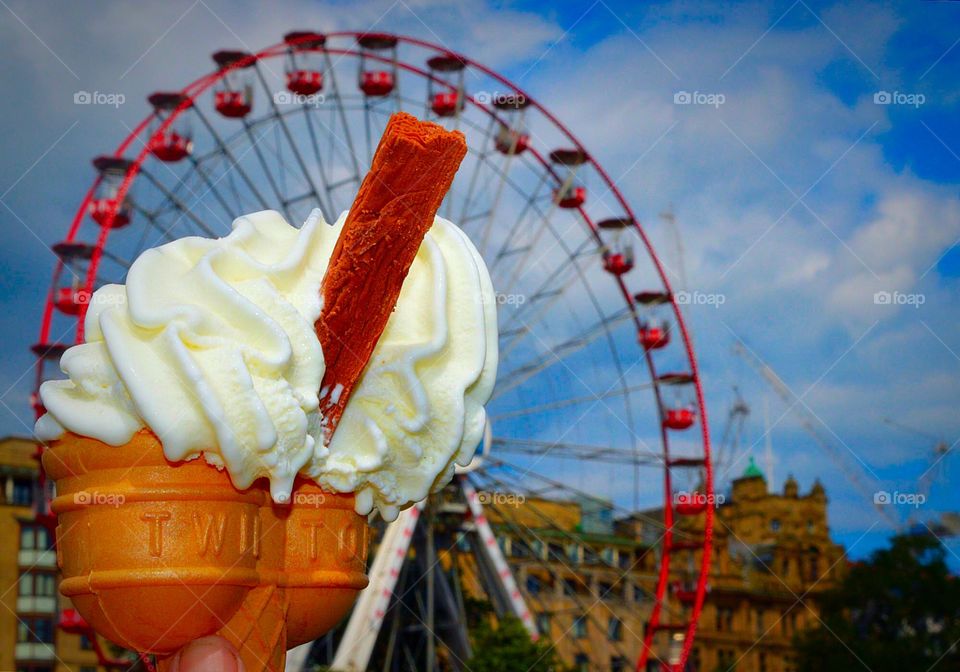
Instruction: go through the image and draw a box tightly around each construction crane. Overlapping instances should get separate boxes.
[882,417,952,499]
[659,206,688,292]
[732,343,903,530]
[714,386,750,480]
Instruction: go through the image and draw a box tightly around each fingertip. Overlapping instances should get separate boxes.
[174,636,242,672]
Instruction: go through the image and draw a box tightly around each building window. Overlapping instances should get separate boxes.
[807,547,821,581]
[771,518,781,532]
[718,648,737,671]
[782,608,799,636]
[607,616,622,641]
[806,519,814,533]
[12,478,33,506]
[716,607,734,632]
[633,584,647,603]
[759,651,768,672]
[755,608,764,634]
[573,615,587,639]
[18,572,55,597]
[536,613,550,636]
[19,525,50,551]
[512,539,531,559]
[563,578,578,596]
[566,544,581,564]
[547,542,564,561]
[601,547,616,565]
[17,617,54,643]
[611,656,627,672]
[781,556,790,577]
[525,575,542,596]
[597,581,613,598]
[574,653,589,672]
[80,634,94,650]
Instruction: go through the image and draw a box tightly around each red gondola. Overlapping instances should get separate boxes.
[147,92,193,162]
[357,34,398,96]
[89,156,133,228]
[212,50,254,118]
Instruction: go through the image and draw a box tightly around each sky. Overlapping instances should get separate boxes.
[0,0,958,566]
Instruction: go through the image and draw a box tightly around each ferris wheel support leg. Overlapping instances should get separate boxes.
[460,476,538,639]
[327,502,425,672]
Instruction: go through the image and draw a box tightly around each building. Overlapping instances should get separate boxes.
[486,458,845,672]
[0,436,104,672]
[479,495,657,672]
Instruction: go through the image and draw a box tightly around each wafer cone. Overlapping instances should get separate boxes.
[43,112,467,671]
[42,430,369,671]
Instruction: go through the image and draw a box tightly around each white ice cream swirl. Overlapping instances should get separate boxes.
[35,210,497,521]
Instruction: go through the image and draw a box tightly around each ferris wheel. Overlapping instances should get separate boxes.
[31,31,713,672]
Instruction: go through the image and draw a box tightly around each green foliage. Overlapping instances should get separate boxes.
[467,612,567,672]
[795,533,960,672]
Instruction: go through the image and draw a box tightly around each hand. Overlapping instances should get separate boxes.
[168,636,244,672]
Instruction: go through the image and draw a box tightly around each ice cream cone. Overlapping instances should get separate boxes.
[42,430,369,671]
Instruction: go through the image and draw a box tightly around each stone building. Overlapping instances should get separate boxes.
[484,458,845,672]
[0,436,103,672]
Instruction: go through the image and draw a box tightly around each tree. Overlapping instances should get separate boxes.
[795,533,960,672]
[467,613,567,672]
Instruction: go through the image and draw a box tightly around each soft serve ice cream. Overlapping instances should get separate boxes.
[36,209,497,521]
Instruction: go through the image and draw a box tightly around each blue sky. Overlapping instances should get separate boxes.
[0,0,958,567]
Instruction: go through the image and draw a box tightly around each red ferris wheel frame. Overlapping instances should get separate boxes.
[32,32,713,671]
